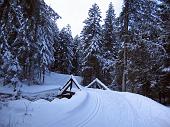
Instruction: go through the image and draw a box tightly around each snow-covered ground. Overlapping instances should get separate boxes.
[0,72,82,94]
[0,89,170,127]
[0,72,170,127]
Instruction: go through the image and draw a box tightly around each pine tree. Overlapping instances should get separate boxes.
[115,0,129,91]
[101,2,119,86]
[72,35,81,75]
[116,0,163,93]
[103,2,117,58]
[159,0,170,72]
[0,41,21,86]
[35,0,60,83]
[21,0,59,84]
[0,0,24,87]
[157,0,170,103]
[80,3,102,85]
[53,25,73,74]
[0,0,60,86]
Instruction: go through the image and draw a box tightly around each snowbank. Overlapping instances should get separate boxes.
[0,72,82,94]
[0,89,169,127]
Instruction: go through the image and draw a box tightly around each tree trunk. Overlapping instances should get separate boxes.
[43,66,45,83]
[122,0,129,92]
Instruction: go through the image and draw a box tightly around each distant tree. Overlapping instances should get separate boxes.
[80,3,103,85]
[72,35,81,75]
[115,0,129,91]
[116,0,163,93]
[0,43,21,86]
[35,0,60,83]
[103,2,118,58]
[157,0,170,103]
[101,2,119,86]
[53,25,74,74]
[0,0,60,86]
[0,0,24,86]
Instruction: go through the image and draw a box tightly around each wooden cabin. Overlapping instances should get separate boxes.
[86,78,109,90]
[57,75,81,99]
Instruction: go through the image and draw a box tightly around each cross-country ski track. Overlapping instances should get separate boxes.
[0,89,170,127]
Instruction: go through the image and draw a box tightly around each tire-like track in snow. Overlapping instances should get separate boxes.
[52,90,139,127]
[40,90,101,127]
[53,90,102,127]
[74,90,102,127]
[37,89,170,127]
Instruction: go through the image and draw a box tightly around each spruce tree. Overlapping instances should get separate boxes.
[72,35,81,75]
[80,3,102,85]
[0,0,24,86]
[157,0,170,103]
[35,0,60,83]
[101,2,119,86]
[116,0,163,93]
[53,25,73,74]
[0,0,60,86]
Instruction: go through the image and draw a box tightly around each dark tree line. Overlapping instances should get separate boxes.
[0,0,60,86]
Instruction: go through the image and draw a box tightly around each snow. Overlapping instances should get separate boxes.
[0,72,82,94]
[0,89,170,127]
[0,72,82,101]
[0,72,170,127]
[43,72,82,87]
[162,67,170,72]
[86,78,110,90]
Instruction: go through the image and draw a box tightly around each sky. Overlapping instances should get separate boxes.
[44,0,123,37]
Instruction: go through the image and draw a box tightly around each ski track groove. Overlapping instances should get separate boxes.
[41,90,100,127]
[106,92,124,126]
[38,91,89,127]
[74,91,102,127]
[123,97,134,127]
[119,93,140,127]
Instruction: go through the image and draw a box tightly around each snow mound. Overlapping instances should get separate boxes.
[0,89,170,127]
[0,72,82,94]
[44,72,82,87]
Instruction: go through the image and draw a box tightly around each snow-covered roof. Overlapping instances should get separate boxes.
[86,78,110,90]
[58,75,82,95]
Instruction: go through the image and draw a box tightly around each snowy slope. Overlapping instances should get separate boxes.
[0,89,170,127]
[0,72,82,94]
[43,72,82,87]
[0,72,169,127]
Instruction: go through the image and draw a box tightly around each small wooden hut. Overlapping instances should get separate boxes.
[86,78,109,90]
[57,75,81,99]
